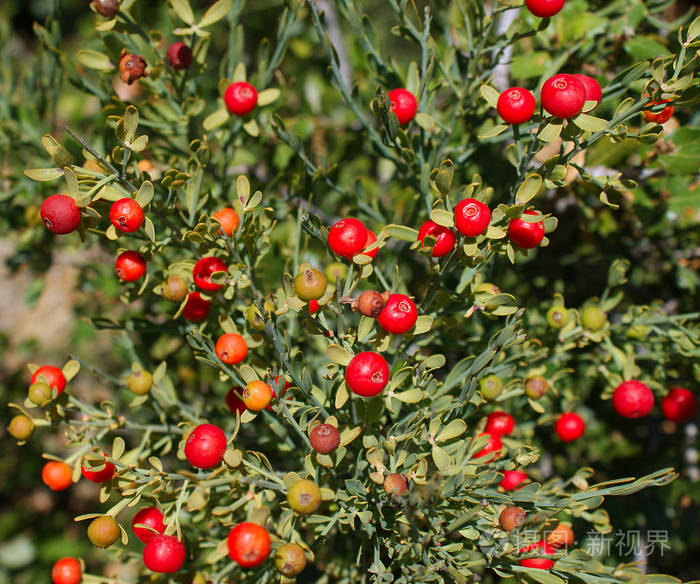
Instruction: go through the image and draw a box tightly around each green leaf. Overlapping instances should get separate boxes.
[199,0,231,27]
[134,181,154,207]
[539,121,563,142]
[129,135,148,152]
[688,16,700,42]
[124,106,139,141]
[430,209,454,228]
[480,84,499,108]
[624,37,668,60]
[412,315,433,335]
[478,123,508,139]
[415,113,437,133]
[573,113,608,132]
[436,420,466,442]
[432,444,450,471]
[326,344,352,366]
[257,88,280,107]
[382,224,418,242]
[24,168,64,182]
[203,108,230,131]
[393,389,423,403]
[76,49,114,71]
[515,174,542,205]
[169,0,195,24]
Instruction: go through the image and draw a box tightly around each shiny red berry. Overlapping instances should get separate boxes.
[224,81,258,116]
[573,74,602,110]
[193,256,227,292]
[167,41,192,70]
[612,380,654,418]
[484,411,515,437]
[362,229,379,259]
[309,424,341,454]
[454,199,491,237]
[346,351,390,397]
[184,423,227,469]
[225,388,247,416]
[110,198,144,233]
[81,455,115,483]
[518,540,556,569]
[417,220,456,257]
[143,534,186,573]
[41,195,81,234]
[132,507,166,543]
[525,0,565,18]
[541,74,586,119]
[115,250,146,282]
[52,557,82,584]
[555,412,585,442]
[499,470,529,490]
[328,218,368,259]
[507,210,545,249]
[388,88,418,125]
[182,292,211,322]
[377,293,417,334]
[497,87,536,125]
[473,432,502,462]
[661,387,697,424]
[227,522,271,568]
[31,365,66,395]
[643,99,674,124]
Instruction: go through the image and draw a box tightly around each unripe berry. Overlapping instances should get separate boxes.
[345,351,390,397]
[612,380,654,418]
[328,218,368,259]
[325,262,348,283]
[42,461,73,491]
[183,292,211,322]
[132,507,166,543]
[87,515,120,548]
[499,506,526,531]
[28,381,53,406]
[115,250,146,281]
[479,375,504,400]
[546,306,569,328]
[184,423,227,469]
[497,87,536,125]
[110,198,144,232]
[242,380,273,411]
[541,74,586,119]
[555,412,585,442]
[162,275,188,302]
[525,375,549,399]
[581,305,607,331]
[127,369,153,395]
[383,473,408,499]
[8,415,34,440]
[499,470,529,491]
[193,256,227,292]
[92,0,119,18]
[224,82,258,116]
[454,198,491,237]
[417,220,456,257]
[287,479,322,514]
[294,267,327,301]
[143,534,186,573]
[167,41,192,70]
[377,293,417,334]
[309,424,341,454]
[275,542,307,577]
[41,195,81,234]
[508,210,545,249]
[227,522,270,568]
[387,88,418,125]
[357,290,386,318]
[484,411,515,437]
[52,557,81,584]
[215,333,248,365]
[661,387,697,424]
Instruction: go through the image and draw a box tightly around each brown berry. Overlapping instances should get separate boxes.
[525,375,549,399]
[119,51,147,85]
[499,506,526,532]
[92,0,119,18]
[309,424,341,454]
[274,542,307,577]
[383,473,408,498]
[162,275,188,302]
[357,290,386,318]
[88,515,121,548]
[8,415,35,440]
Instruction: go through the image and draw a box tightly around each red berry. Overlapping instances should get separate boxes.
[661,387,697,424]
[143,534,186,573]
[166,41,192,70]
[42,461,73,491]
[193,256,228,292]
[308,299,320,314]
[115,250,146,282]
[573,74,602,109]
[226,387,247,416]
[227,522,271,568]
[31,365,66,395]
[215,333,248,365]
[497,87,536,125]
[499,470,529,490]
[612,380,654,419]
[328,218,368,259]
[184,423,227,469]
[525,0,565,18]
[518,540,556,570]
[309,424,341,454]
[541,74,586,119]
[346,351,390,397]
[484,411,515,437]
[362,229,379,259]
[454,198,491,237]
[52,557,81,584]
[182,292,211,322]
[377,293,418,334]
[473,432,502,462]
[507,210,545,249]
[417,220,456,257]
[41,195,81,234]
[388,88,418,125]
[268,375,292,412]
[643,99,674,124]
[110,198,144,233]
[81,455,115,483]
[132,507,166,543]
[224,81,258,116]
[555,412,585,442]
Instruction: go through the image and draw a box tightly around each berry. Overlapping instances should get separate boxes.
[32,365,66,395]
[184,423,227,469]
[484,411,515,437]
[132,507,166,543]
[193,256,228,292]
[212,207,240,237]
[346,351,390,397]
[28,382,53,406]
[41,195,81,234]
[497,87,536,125]
[119,52,147,85]
[581,305,607,331]
[388,88,418,125]
[294,267,327,301]
[92,0,119,18]
[308,299,320,314]
[525,375,549,399]
[182,292,211,322]
[162,275,188,302]
[287,478,322,514]
[274,542,307,577]
[110,198,144,232]
[226,388,247,416]
[325,262,348,283]
[383,473,408,498]
[224,81,258,116]
[227,522,270,568]
[417,220,456,257]
[480,375,504,400]
[81,455,115,483]
[42,461,73,491]
[357,290,386,318]
[612,380,654,418]
[127,369,153,395]
[215,333,248,365]
[518,540,556,570]
[508,210,545,249]
[555,412,585,442]
[166,41,192,70]
[473,432,502,462]
[328,218,368,259]
[115,250,146,282]
[269,376,292,411]
[309,424,341,454]
[362,229,379,259]
[454,198,491,237]
[541,74,586,119]
[8,414,34,440]
[661,387,698,424]
[143,534,186,573]
[643,99,674,124]
[242,380,273,411]
[499,506,526,532]
[573,74,602,110]
[499,470,529,490]
[87,515,120,548]
[377,293,417,334]
[52,558,81,584]
[547,523,574,548]
[525,0,565,18]
[546,306,569,328]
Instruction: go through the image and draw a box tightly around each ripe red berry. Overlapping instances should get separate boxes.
[182,292,211,322]
[224,81,258,116]
[42,461,73,491]
[52,557,81,584]
[555,412,585,442]
[193,256,228,291]
[473,432,502,462]
[143,534,186,573]
[328,218,368,259]
[346,351,390,397]
[110,198,144,233]
[115,250,146,282]
[417,220,456,257]
[497,87,536,125]
[81,455,115,483]
[643,99,674,124]
[362,229,379,259]
[541,74,586,119]
[388,88,418,125]
[507,210,545,249]
[518,540,556,570]
[484,411,515,437]
[499,470,529,490]
[215,333,248,365]
[132,507,166,543]
[308,299,320,314]
[454,199,491,237]
[225,388,247,416]
[377,293,417,334]
[525,0,565,18]
[166,41,192,70]
[184,423,227,469]
[41,195,81,234]
[31,365,66,395]
[573,74,602,110]
[661,387,697,424]
[612,380,654,418]
[309,423,341,454]
[227,522,271,568]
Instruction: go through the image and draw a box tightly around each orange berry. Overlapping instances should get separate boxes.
[215,333,248,365]
[242,380,273,411]
[42,461,73,491]
[213,207,240,237]
[547,522,574,548]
